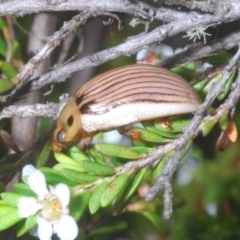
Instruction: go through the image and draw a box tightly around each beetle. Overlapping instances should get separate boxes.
[52,64,201,152]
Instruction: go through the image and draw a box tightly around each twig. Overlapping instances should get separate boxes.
[163,181,173,219]
[164,0,229,13]
[0,0,157,19]
[0,100,67,121]
[56,33,76,64]
[156,30,240,67]
[5,16,15,63]
[24,13,239,94]
[94,11,122,30]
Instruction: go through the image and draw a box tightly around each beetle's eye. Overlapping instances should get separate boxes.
[57,131,65,144]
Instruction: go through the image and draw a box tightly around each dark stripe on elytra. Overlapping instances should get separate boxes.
[78,82,195,108]
[81,76,188,102]
[75,66,186,97]
[77,75,191,107]
[81,70,186,97]
[97,90,191,107]
[89,80,192,103]
[89,87,193,107]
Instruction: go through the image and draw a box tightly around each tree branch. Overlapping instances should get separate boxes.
[156,30,240,67]
[0,0,156,19]
[20,8,240,95]
[0,101,66,120]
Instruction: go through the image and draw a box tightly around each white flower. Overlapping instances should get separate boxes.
[136,48,149,61]
[103,130,123,144]
[18,197,42,218]
[154,44,173,57]
[18,165,78,240]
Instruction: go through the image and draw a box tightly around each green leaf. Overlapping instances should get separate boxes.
[193,78,209,92]
[1,192,23,207]
[54,152,81,166]
[77,161,115,175]
[89,147,106,164]
[206,49,232,64]
[142,212,165,230]
[101,174,129,207]
[131,127,171,142]
[171,65,196,80]
[152,150,174,182]
[0,17,7,31]
[36,138,52,168]
[66,145,89,162]
[143,122,180,138]
[0,203,15,217]
[109,156,126,167]
[70,191,91,221]
[202,118,218,136]
[13,183,36,197]
[55,159,115,175]
[25,214,37,230]
[219,111,229,131]
[17,215,37,237]
[0,37,7,57]
[186,61,196,71]
[90,220,127,236]
[218,71,236,101]
[53,163,84,172]
[202,74,221,95]
[154,118,191,133]
[16,220,27,237]
[179,139,193,161]
[62,169,98,184]
[114,168,147,214]
[0,78,15,94]
[95,143,140,159]
[0,61,18,78]
[89,181,110,214]
[131,146,152,154]
[0,206,22,231]
[12,40,23,61]
[40,167,78,186]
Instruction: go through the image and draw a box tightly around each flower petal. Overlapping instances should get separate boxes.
[54,183,70,208]
[22,164,37,176]
[57,215,78,240]
[18,197,42,218]
[28,170,48,196]
[37,217,53,240]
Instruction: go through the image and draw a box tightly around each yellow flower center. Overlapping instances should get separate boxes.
[41,194,62,222]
